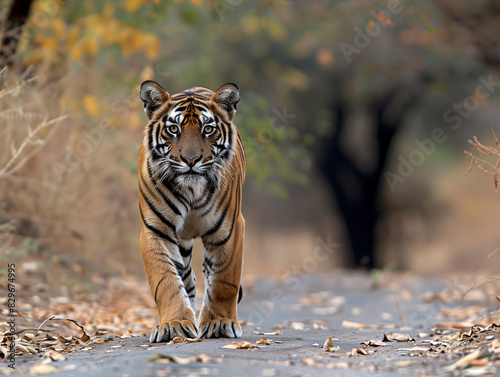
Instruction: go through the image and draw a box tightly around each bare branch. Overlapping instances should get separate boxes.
[464,131,500,189]
[0,114,68,178]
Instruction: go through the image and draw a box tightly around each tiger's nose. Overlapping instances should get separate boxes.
[181,154,202,167]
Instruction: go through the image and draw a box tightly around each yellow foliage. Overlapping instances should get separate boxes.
[83,38,99,56]
[145,36,160,60]
[125,0,160,13]
[39,36,59,54]
[284,68,309,90]
[50,17,66,39]
[83,95,101,116]
[124,0,144,13]
[70,43,83,60]
[22,1,162,64]
[242,16,261,36]
[267,21,287,42]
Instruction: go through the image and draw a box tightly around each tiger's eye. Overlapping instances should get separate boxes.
[168,125,179,135]
[203,126,214,135]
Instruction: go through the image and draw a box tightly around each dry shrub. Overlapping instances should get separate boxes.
[465,132,500,189]
[0,67,144,286]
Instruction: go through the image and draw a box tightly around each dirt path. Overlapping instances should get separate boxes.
[8,271,500,376]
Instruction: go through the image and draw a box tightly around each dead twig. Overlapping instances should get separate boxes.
[464,130,500,189]
[0,114,67,178]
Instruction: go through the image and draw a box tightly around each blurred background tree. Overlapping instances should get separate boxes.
[1,0,499,285]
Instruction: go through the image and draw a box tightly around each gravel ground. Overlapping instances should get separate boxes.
[10,270,497,377]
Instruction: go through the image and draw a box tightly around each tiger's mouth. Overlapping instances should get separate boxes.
[178,173,204,184]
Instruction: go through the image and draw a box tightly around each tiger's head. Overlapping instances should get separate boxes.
[139,80,240,189]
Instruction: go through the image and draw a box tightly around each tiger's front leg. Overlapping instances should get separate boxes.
[140,230,198,342]
[199,215,244,339]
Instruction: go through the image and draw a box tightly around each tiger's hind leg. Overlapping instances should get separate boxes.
[140,230,198,342]
[199,215,244,339]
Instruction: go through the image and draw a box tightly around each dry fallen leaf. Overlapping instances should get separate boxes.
[490,339,500,353]
[322,336,340,352]
[301,358,315,366]
[28,363,76,375]
[348,347,372,356]
[394,361,413,367]
[221,341,259,349]
[253,330,281,336]
[150,352,217,364]
[383,333,415,342]
[313,323,329,330]
[290,322,306,330]
[239,321,254,326]
[360,339,386,347]
[396,346,429,352]
[42,350,67,361]
[341,320,365,329]
[445,349,482,370]
[434,321,474,329]
[256,337,272,345]
[0,367,14,375]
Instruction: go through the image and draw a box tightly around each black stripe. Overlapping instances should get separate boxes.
[225,122,233,153]
[140,209,177,245]
[182,267,192,280]
[147,122,156,151]
[173,260,184,276]
[155,123,161,147]
[139,184,176,232]
[201,181,230,218]
[221,281,238,291]
[179,245,192,258]
[205,181,241,247]
[203,256,214,271]
[186,285,196,296]
[193,182,216,210]
[146,162,183,215]
[238,285,243,303]
[218,116,227,146]
[162,178,190,210]
[203,201,230,237]
[154,276,166,303]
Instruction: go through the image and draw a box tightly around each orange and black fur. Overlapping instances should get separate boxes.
[138,81,245,342]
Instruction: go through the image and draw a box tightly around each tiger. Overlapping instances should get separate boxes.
[138,80,246,343]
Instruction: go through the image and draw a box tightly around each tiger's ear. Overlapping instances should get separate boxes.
[140,80,170,120]
[212,83,240,121]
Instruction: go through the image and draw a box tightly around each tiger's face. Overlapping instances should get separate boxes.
[139,81,240,189]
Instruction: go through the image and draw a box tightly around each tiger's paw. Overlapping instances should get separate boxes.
[199,319,242,339]
[149,320,198,343]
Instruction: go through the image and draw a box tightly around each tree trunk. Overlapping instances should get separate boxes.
[0,0,33,68]
[320,85,416,268]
